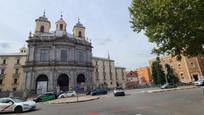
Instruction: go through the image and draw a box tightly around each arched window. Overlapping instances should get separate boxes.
[78,31,82,37]
[40,26,45,33]
[60,24,63,30]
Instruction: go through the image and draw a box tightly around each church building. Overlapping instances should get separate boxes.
[24,13,93,94]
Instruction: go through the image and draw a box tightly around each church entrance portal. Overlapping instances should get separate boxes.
[36,74,48,94]
[57,74,69,91]
[77,74,85,84]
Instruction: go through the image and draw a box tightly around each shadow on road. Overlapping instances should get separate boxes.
[1,108,41,114]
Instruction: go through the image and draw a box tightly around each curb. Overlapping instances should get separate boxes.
[145,86,197,94]
[46,96,100,104]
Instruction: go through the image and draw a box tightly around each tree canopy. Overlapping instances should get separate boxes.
[129,0,204,59]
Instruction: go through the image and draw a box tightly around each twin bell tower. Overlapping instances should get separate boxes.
[34,12,86,39]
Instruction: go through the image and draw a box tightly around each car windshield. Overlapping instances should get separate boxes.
[0,98,6,103]
[115,87,123,90]
[12,98,26,102]
[68,91,74,93]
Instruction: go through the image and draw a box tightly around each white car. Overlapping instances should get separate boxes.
[113,87,125,96]
[0,97,36,113]
[194,80,204,86]
[58,91,77,98]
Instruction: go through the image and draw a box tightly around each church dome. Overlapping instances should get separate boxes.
[35,12,50,23]
[74,19,85,28]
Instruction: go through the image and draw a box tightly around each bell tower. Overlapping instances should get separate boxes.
[35,11,51,33]
[55,14,67,31]
[73,18,85,39]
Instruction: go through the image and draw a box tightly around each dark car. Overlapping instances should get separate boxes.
[160,83,177,89]
[33,92,57,102]
[90,89,108,96]
[86,89,93,95]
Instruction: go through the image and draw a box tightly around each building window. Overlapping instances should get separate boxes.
[3,59,6,64]
[60,24,63,30]
[122,70,125,80]
[178,63,181,69]
[78,51,84,62]
[115,70,118,80]
[103,72,106,80]
[13,88,16,91]
[0,80,2,84]
[14,79,17,84]
[110,82,112,85]
[16,59,20,64]
[191,62,195,68]
[15,69,19,74]
[78,31,82,37]
[1,69,4,74]
[95,61,99,81]
[0,89,1,92]
[180,73,184,79]
[40,26,44,33]
[61,50,67,62]
[40,49,49,62]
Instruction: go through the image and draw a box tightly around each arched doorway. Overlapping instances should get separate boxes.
[57,74,69,91]
[36,74,48,94]
[76,74,85,92]
[77,74,85,84]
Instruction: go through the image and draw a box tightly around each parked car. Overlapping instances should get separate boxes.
[58,91,77,98]
[0,97,36,113]
[86,89,93,95]
[90,88,108,96]
[33,92,56,102]
[194,80,204,86]
[160,83,177,89]
[113,87,125,96]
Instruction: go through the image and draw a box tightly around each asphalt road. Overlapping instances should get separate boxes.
[5,87,204,115]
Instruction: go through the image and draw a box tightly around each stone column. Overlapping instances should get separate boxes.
[48,72,54,91]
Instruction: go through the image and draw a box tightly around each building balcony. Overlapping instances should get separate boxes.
[14,64,21,68]
[13,73,20,78]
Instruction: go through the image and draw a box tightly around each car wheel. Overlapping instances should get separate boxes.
[14,106,23,113]
[61,95,65,98]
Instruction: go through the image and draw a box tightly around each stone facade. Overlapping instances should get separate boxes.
[0,13,127,95]
[135,67,152,83]
[0,47,27,92]
[24,14,93,95]
[92,57,126,89]
[149,55,204,83]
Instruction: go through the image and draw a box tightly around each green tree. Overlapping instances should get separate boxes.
[164,64,179,84]
[129,0,204,59]
[151,57,166,85]
[151,61,158,84]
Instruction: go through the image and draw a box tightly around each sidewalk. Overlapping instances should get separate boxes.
[142,85,197,94]
[46,95,100,104]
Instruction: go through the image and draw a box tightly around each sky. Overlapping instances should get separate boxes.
[0,0,156,70]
